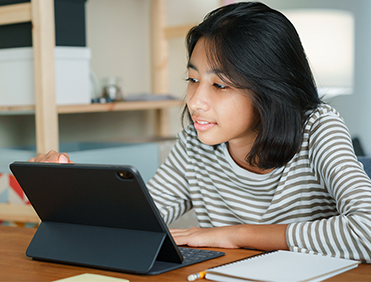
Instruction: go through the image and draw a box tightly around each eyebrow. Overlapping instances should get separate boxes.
[187,62,197,70]
[187,62,225,76]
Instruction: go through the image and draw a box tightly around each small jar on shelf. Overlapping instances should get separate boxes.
[101,77,125,102]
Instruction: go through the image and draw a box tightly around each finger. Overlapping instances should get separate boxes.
[32,150,64,163]
[170,227,199,233]
[33,154,46,162]
[60,153,74,163]
[59,154,68,163]
[33,150,57,162]
[170,228,193,237]
[45,150,59,161]
[170,228,187,234]
[171,232,189,246]
[44,150,71,163]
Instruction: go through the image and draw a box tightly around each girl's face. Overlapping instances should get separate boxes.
[186,38,258,148]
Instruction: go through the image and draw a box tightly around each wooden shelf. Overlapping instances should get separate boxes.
[0,0,188,152]
[0,100,184,115]
[59,99,184,114]
[0,2,31,25]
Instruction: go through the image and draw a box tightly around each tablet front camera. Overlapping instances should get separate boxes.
[117,171,134,180]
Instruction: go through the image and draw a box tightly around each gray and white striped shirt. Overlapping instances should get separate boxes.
[147,104,371,262]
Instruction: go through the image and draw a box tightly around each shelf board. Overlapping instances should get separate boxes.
[0,100,184,115]
[59,99,184,114]
[0,2,31,26]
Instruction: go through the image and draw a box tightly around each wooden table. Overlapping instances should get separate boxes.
[0,226,370,281]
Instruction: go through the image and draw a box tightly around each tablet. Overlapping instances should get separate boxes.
[9,161,224,275]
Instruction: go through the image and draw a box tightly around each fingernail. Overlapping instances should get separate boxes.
[59,155,68,163]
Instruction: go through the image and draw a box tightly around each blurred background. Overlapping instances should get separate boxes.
[0,0,369,226]
[0,0,369,154]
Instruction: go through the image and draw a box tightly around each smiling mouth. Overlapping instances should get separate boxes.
[193,118,216,131]
[196,121,210,125]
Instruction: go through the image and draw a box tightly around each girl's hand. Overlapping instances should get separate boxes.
[170,224,288,251]
[28,150,74,163]
[170,226,242,249]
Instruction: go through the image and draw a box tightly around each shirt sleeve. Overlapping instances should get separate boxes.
[146,130,193,225]
[286,110,371,263]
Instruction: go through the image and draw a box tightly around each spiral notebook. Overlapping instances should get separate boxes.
[205,250,359,282]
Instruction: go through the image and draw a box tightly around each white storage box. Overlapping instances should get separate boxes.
[0,46,91,106]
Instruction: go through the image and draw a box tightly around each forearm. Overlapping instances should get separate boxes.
[147,168,191,225]
[171,224,289,251]
[233,224,289,251]
[287,215,371,262]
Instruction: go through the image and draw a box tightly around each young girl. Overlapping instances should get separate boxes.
[30,2,371,263]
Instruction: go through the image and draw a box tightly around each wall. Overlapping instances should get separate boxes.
[62,0,155,144]
[86,0,151,95]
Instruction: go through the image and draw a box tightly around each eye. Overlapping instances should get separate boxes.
[213,83,227,90]
[186,77,199,84]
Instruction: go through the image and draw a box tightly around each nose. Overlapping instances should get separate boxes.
[187,83,210,112]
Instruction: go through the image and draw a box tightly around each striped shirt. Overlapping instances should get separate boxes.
[147,104,371,262]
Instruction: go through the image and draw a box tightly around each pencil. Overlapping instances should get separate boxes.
[187,270,206,281]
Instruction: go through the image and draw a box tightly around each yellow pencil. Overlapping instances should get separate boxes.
[187,270,207,281]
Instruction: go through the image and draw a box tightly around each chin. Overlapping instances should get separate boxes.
[196,133,222,146]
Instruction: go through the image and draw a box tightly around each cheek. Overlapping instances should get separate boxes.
[240,106,258,130]
[239,102,255,121]
[186,84,196,105]
[186,87,192,103]
[223,99,256,127]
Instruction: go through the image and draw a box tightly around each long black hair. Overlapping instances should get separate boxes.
[182,2,322,170]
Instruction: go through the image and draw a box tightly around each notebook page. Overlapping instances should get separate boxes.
[205,250,359,282]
